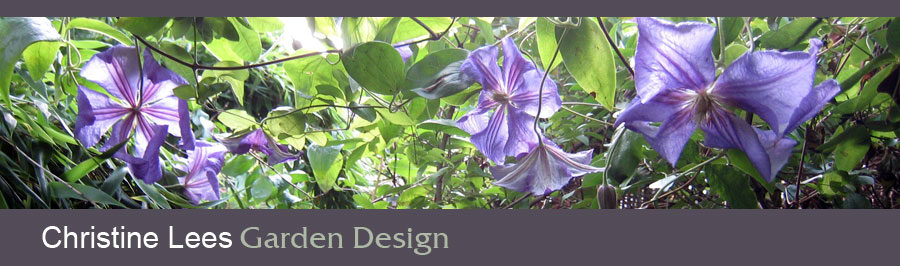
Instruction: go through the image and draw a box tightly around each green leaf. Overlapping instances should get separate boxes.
[196,78,229,102]
[224,76,245,105]
[284,51,340,97]
[217,109,257,130]
[156,184,221,208]
[758,17,820,50]
[155,41,196,85]
[519,17,537,30]
[308,144,344,193]
[247,17,284,32]
[406,48,474,99]
[391,17,452,44]
[375,108,416,126]
[835,65,895,114]
[829,125,871,171]
[314,17,338,38]
[173,85,196,100]
[50,182,126,208]
[22,41,59,81]
[843,193,870,208]
[263,107,307,138]
[341,18,380,46]
[820,171,850,197]
[316,84,345,101]
[222,154,257,177]
[375,17,402,42]
[713,17,744,58]
[441,84,481,106]
[839,53,896,93]
[706,165,760,209]
[1,17,60,107]
[723,43,748,66]
[250,176,275,200]
[63,140,128,182]
[418,119,470,137]
[133,178,171,209]
[603,125,645,184]
[350,102,377,122]
[203,37,244,63]
[116,17,171,37]
[726,149,774,192]
[67,18,133,46]
[886,18,900,56]
[536,17,562,71]
[353,194,377,209]
[558,18,617,110]
[227,17,262,62]
[100,167,129,195]
[341,42,406,95]
[203,17,239,41]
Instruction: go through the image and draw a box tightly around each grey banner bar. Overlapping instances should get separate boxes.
[3,0,900,16]
[1,210,897,265]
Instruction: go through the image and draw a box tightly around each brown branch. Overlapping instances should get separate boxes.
[794,122,813,208]
[410,17,438,39]
[433,106,456,203]
[135,35,340,71]
[597,17,634,77]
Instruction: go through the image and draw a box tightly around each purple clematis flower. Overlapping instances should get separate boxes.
[616,17,840,181]
[217,129,300,165]
[75,45,194,182]
[395,44,413,63]
[456,37,562,164]
[121,125,168,184]
[175,141,227,204]
[491,138,603,196]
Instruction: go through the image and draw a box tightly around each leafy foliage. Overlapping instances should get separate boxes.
[1,17,899,209]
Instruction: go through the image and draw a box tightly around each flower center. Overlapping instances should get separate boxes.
[688,89,724,123]
[492,92,511,105]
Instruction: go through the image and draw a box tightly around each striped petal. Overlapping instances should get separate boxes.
[491,139,603,196]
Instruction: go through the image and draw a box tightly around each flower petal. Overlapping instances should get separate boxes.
[509,65,561,119]
[700,108,796,181]
[132,113,159,157]
[178,141,227,204]
[178,99,195,150]
[261,137,301,165]
[81,45,142,107]
[501,37,537,94]
[460,44,503,93]
[74,85,130,147]
[121,125,168,184]
[470,105,511,164]
[141,96,183,139]
[616,91,697,166]
[755,129,797,181]
[785,79,841,138]
[491,140,602,196]
[140,49,188,104]
[395,44,413,63]
[504,108,540,159]
[615,89,693,125]
[713,39,825,137]
[456,105,492,135]
[635,17,716,102]
[105,114,135,156]
[217,130,257,154]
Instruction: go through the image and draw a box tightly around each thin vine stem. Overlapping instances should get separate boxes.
[559,105,614,126]
[597,17,634,77]
[533,28,567,143]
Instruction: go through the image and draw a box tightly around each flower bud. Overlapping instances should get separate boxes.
[597,184,618,209]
